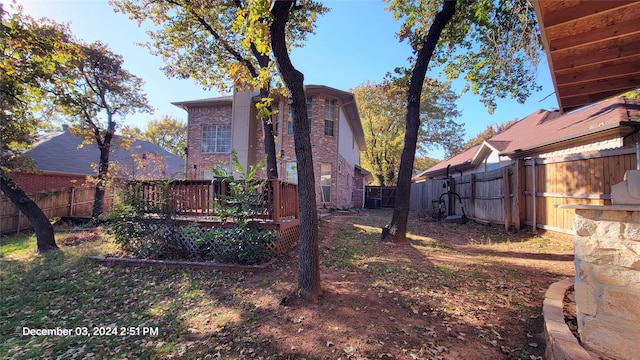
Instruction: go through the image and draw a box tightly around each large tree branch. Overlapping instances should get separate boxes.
[166,0,261,78]
[270,1,303,87]
[407,0,456,105]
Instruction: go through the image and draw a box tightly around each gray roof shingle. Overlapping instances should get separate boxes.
[24,130,185,179]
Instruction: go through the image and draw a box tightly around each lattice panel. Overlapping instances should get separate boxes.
[179,226,206,255]
[143,222,298,261]
[271,224,299,256]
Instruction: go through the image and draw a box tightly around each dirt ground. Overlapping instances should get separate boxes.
[226,209,576,360]
[1,209,576,359]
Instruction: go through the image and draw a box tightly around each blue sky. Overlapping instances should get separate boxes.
[13,0,559,159]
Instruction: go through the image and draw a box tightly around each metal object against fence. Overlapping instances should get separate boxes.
[411,147,638,234]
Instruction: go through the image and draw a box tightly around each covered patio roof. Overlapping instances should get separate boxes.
[533,1,640,113]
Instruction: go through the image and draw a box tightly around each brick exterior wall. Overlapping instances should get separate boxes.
[185,105,233,180]
[269,95,343,208]
[11,172,90,192]
[337,154,356,209]
[352,168,365,208]
[187,92,361,209]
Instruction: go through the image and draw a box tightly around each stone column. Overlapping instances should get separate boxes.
[572,206,640,359]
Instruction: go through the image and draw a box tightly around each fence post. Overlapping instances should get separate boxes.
[513,160,523,231]
[532,159,538,234]
[503,166,512,232]
[68,187,75,217]
[16,211,21,235]
[471,174,476,214]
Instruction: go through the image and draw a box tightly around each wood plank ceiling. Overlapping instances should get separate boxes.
[533,1,640,113]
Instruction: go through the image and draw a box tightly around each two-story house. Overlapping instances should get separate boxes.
[173,85,370,209]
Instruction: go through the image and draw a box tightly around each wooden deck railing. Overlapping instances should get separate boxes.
[127,179,299,224]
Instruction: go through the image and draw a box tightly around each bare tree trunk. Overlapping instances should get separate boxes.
[382,0,457,242]
[1,174,58,252]
[92,131,113,218]
[259,87,279,179]
[271,0,322,304]
[92,148,108,218]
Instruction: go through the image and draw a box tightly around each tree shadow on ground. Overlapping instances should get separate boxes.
[1,209,576,359]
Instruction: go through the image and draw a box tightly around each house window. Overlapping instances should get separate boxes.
[286,162,298,184]
[321,163,332,203]
[202,125,231,153]
[324,99,336,136]
[287,97,313,134]
[307,97,313,123]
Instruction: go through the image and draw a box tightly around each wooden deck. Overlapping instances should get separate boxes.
[127,179,301,256]
[131,179,299,224]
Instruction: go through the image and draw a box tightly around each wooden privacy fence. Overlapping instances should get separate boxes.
[410,148,638,234]
[0,186,113,235]
[130,179,299,224]
[523,148,637,234]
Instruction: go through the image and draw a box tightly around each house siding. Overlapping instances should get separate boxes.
[537,136,624,159]
[338,108,359,167]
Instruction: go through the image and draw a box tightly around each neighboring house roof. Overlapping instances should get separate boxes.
[172,85,367,151]
[498,97,640,157]
[24,129,185,179]
[415,97,640,180]
[416,144,481,180]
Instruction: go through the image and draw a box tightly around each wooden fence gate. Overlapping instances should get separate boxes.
[364,186,396,208]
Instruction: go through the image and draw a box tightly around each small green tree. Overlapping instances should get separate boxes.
[353,77,462,186]
[52,41,153,218]
[121,115,187,158]
[211,150,267,224]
